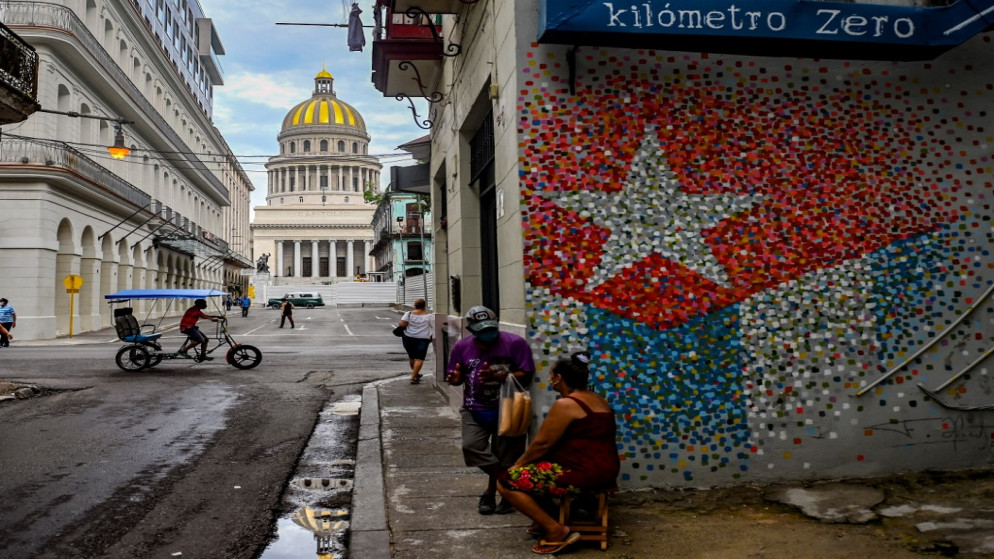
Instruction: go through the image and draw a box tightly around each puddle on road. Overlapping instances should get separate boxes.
[258,394,361,559]
[257,509,348,559]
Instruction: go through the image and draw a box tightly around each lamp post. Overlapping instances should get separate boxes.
[397,215,405,306]
[37,108,135,159]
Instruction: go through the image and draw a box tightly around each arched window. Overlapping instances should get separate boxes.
[337,140,345,152]
[320,140,328,151]
[299,196,304,203]
[289,142,296,153]
[352,142,358,153]
[344,196,349,204]
[303,140,311,152]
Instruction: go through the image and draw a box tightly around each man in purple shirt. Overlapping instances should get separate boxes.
[446,306,535,515]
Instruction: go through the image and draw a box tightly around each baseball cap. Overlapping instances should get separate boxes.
[465,306,498,333]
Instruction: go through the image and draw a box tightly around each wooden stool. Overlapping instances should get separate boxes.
[558,491,610,550]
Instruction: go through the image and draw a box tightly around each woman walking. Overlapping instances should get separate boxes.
[397,299,433,384]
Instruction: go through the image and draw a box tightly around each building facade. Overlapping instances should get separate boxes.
[371,0,994,488]
[0,0,252,340]
[251,70,382,285]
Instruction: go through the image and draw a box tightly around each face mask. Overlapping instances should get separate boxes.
[473,329,499,344]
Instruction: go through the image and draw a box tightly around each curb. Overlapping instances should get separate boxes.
[351,383,390,558]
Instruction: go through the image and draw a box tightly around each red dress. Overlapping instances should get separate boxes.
[504,395,620,495]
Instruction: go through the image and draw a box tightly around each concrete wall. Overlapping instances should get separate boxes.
[431,0,994,488]
[516,30,994,486]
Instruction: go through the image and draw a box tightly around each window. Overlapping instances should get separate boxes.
[344,196,350,204]
[353,178,359,191]
[299,196,304,203]
[303,140,311,152]
[338,140,345,152]
[289,177,295,192]
[320,176,328,188]
[289,142,296,153]
[320,140,328,151]
[352,142,358,153]
[407,241,423,261]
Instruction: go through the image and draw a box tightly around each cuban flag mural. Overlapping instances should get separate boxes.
[519,35,994,486]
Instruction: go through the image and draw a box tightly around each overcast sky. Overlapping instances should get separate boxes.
[198,0,428,213]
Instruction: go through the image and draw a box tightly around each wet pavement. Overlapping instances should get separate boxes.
[352,376,994,558]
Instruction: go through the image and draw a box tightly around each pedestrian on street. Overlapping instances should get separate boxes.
[397,298,433,384]
[0,323,12,347]
[279,298,295,328]
[225,295,233,312]
[497,351,620,554]
[446,305,535,516]
[240,295,251,317]
[0,298,15,348]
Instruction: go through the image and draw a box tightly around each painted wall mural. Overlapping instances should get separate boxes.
[518,34,994,487]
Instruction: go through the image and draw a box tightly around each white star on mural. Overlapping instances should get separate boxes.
[558,125,764,289]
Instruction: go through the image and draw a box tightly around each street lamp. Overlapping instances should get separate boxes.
[397,215,405,305]
[38,108,134,159]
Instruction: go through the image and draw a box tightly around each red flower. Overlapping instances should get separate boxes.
[519,469,531,479]
[517,479,535,491]
[550,487,568,497]
[536,462,553,471]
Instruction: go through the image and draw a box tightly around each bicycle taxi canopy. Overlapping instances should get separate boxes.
[105,288,230,300]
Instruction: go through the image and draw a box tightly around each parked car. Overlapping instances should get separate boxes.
[267,292,325,309]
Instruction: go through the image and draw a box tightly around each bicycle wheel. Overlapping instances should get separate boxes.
[146,355,164,368]
[115,345,150,372]
[226,344,262,369]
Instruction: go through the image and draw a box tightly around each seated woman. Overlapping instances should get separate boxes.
[497,351,620,555]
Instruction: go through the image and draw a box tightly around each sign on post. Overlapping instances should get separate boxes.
[64,275,83,338]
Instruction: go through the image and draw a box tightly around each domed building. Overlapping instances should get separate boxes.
[251,68,382,283]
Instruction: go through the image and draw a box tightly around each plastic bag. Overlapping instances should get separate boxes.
[498,374,532,436]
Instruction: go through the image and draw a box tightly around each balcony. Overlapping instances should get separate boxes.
[371,1,446,101]
[0,21,39,124]
[392,0,476,14]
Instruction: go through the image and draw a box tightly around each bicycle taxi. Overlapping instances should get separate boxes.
[105,288,262,371]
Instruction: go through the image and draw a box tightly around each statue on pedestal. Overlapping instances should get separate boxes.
[256,253,271,273]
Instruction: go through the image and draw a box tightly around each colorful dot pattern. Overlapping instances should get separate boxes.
[518,38,994,486]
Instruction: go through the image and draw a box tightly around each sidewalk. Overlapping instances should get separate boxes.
[353,375,994,558]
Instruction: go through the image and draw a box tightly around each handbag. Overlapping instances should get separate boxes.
[392,325,406,337]
[498,374,532,436]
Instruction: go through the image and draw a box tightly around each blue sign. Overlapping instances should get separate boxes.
[538,0,994,60]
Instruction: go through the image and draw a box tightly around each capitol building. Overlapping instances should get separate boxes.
[251,69,382,282]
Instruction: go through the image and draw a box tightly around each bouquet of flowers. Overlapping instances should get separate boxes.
[505,462,578,496]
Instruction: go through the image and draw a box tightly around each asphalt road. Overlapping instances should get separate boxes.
[0,306,411,559]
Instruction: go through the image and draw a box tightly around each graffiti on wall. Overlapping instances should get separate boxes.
[519,36,994,486]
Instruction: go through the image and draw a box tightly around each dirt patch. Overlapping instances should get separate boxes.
[606,470,994,558]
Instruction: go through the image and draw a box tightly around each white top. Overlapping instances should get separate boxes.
[402,311,434,339]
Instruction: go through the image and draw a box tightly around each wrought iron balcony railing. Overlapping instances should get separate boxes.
[0,20,39,123]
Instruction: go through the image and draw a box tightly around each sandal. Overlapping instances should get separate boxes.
[532,530,580,555]
[410,377,421,384]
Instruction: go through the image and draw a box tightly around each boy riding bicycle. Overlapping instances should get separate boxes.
[178,299,220,360]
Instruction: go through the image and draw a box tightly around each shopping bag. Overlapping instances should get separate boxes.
[498,374,532,436]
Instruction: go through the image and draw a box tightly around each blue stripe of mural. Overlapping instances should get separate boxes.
[586,304,752,483]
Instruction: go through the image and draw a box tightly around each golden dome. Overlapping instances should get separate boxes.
[281,69,366,131]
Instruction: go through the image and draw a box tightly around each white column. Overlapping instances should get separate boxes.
[293,240,301,277]
[276,241,284,276]
[349,167,354,192]
[329,240,338,277]
[346,240,354,279]
[364,240,372,275]
[338,167,343,191]
[311,240,319,278]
